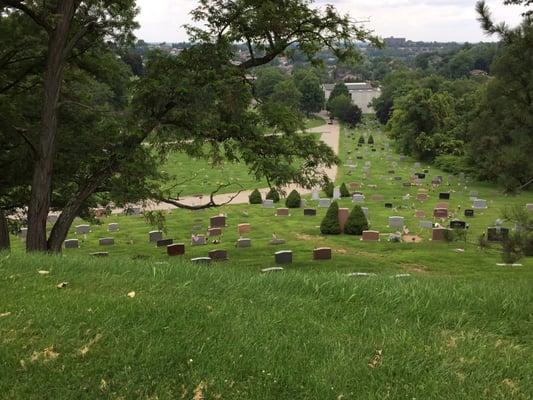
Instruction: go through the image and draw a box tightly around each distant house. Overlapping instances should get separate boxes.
[322,82,381,113]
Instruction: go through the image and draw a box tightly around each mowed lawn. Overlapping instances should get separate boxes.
[160,116,326,196]
[3,119,533,399]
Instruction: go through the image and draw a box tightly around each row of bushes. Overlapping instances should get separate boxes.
[249,188,301,208]
[320,201,369,235]
[357,135,374,145]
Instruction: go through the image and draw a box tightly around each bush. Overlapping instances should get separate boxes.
[367,135,374,145]
[323,181,334,198]
[320,201,340,235]
[249,189,262,204]
[344,205,369,235]
[285,190,301,208]
[358,136,365,145]
[340,182,350,198]
[265,187,280,203]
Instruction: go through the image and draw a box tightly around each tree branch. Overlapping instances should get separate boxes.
[160,182,244,210]
[0,0,52,32]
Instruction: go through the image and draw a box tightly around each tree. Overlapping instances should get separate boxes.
[367,134,374,145]
[296,72,324,116]
[342,103,363,127]
[254,67,287,100]
[358,135,365,145]
[323,181,334,198]
[249,189,262,204]
[285,190,301,208]
[0,0,138,252]
[326,82,350,112]
[266,187,280,203]
[340,182,350,197]
[320,201,340,234]
[344,205,369,235]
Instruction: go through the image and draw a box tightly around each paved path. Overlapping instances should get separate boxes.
[132,119,340,212]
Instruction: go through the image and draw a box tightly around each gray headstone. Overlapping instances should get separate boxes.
[420,220,434,229]
[236,238,252,248]
[108,223,119,232]
[99,237,115,246]
[388,216,405,229]
[190,257,212,265]
[352,194,365,203]
[64,239,79,249]
[262,199,274,209]
[472,199,488,209]
[319,198,331,208]
[149,230,163,242]
[75,224,90,235]
[275,250,293,265]
[157,238,173,247]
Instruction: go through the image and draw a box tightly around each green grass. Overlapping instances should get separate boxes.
[159,116,326,197]
[1,254,532,399]
[3,120,533,398]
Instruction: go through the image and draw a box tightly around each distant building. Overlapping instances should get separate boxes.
[322,82,381,113]
[383,37,407,47]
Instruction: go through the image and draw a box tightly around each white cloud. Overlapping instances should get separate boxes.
[134,0,525,43]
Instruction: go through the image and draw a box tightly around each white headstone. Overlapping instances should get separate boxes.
[262,199,274,209]
[388,216,405,229]
[472,199,488,209]
[319,198,331,208]
[333,187,341,200]
[352,194,365,203]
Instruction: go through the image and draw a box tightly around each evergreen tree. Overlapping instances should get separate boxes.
[344,205,369,235]
[367,135,375,145]
[266,187,280,203]
[358,136,365,144]
[340,183,351,197]
[323,181,334,198]
[285,190,301,208]
[249,189,262,204]
[320,201,341,235]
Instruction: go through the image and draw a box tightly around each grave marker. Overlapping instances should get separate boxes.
[275,250,293,264]
[313,247,332,260]
[167,243,185,256]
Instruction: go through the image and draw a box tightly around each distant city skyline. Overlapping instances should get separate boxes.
[135,0,524,43]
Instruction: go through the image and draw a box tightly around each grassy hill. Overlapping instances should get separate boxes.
[1,254,532,399]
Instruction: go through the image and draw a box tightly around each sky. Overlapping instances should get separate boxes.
[135,0,525,43]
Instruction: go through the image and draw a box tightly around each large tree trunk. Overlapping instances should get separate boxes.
[0,210,10,251]
[26,1,77,252]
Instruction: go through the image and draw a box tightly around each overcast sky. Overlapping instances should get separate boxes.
[135,0,524,43]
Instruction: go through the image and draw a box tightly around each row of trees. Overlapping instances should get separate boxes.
[326,82,363,127]
[0,0,380,252]
[372,0,533,192]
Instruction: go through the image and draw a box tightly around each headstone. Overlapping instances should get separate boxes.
[208,249,228,262]
[167,243,185,256]
[333,187,341,200]
[190,257,212,265]
[472,199,488,209]
[311,189,320,201]
[414,162,421,168]
[237,223,251,234]
[75,224,90,235]
[416,193,428,201]
[526,203,533,211]
[439,192,451,200]
[90,252,109,257]
[432,228,450,242]
[276,208,289,217]
[261,267,284,273]
[191,235,207,246]
[313,247,332,260]
[319,198,331,208]
[362,230,380,241]
[236,238,252,248]
[352,194,365,203]
[99,237,115,246]
[464,209,475,218]
[433,208,449,219]
[388,216,405,229]
[415,173,426,179]
[303,208,317,216]
[385,203,393,209]
[338,208,350,233]
[487,227,509,242]
[210,215,226,228]
[361,207,369,218]
[449,220,466,230]
[300,199,307,208]
[19,228,27,240]
[420,220,434,229]
[64,239,79,249]
[149,230,163,242]
[275,250,293,265]
[262,199,274,209]
[156,238,173,247]
[108,223,119,232]
[415,210,426,218]
[394,176,402,181]
[208,227,222,237]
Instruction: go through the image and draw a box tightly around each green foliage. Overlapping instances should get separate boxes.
[358,136,365,144]
[255,68,288,100]
[294,70,325,116]
[340,183,350,197]
[143,211,167,234]
[266,187,280,203]
[500,205,533,262]
[327,95,362,127]
[323,181,334,198]
[249,189,263,204]
[367,135,374,145]
[344,205,369,235]
[320,201,340,235]
[326,82,350,112]
[285,190,301,208]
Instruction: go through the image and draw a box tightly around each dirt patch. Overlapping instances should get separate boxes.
[402,235,423,243]
[401,263,428,273]
[296,234,325,242]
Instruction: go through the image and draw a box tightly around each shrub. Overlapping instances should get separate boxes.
[285,190,301,208]
[266,187,280,203]
[367,135,374,145]
[320,201,340,235]
[323,181,334,198]
[340,182,350,198]
[249,189,262,204]
[358,136,365,145]
[344,205,369,235]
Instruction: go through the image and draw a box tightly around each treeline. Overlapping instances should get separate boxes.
[372,5,533,192]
